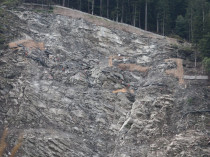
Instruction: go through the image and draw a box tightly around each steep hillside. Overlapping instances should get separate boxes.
[0,5,210,157]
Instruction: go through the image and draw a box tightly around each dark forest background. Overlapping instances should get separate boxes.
[1,0,210,72]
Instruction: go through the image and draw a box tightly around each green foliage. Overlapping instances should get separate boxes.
[178,45,194,59]
[34,8,53,14]
[179,46,193,54]
[199,33,210,58]
[170,43,179,49]
[0,0,21,7]
[204,12,210,33]
[187,97,193,105]
[193,16,203,43]
[187,96,198,105]
[202,57,210,73]
[168,34,183,41]
[175,15,187,38]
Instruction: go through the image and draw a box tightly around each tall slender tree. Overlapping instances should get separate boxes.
[133,3,137,26]
[62,0,65,6]
[157,13,159,33]
[79,0,81,10]
[88,0,90,13]
[145,0,148,30]
[100,0,103,16]
[92,0,94,15]
[107,0,109,18]
[116,0,119,21]
[121,0,124,22]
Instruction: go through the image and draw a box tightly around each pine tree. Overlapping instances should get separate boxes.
[156,0,169,35]
[175,15,187,38]
[199,33,210,58]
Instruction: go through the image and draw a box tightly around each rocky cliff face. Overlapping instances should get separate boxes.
[0,5,210,157]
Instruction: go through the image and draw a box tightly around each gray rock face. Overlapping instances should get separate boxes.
[0,6,210,157]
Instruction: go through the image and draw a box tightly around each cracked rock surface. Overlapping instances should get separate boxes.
[0,6,210,157]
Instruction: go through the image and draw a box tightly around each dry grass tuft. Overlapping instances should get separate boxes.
[118,64,150,72]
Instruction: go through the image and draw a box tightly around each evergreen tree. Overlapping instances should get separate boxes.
[175,15,188,38]
[156,0,170,35]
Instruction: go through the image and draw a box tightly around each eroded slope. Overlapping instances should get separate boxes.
[0,6,209,157]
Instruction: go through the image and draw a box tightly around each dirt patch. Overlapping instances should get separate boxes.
[109,56,149,72]
[9,40,45,51]
[118,64,150,72]
[112,87,134,94]
[165,58,184,84]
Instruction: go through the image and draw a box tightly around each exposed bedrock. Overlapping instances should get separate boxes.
[0,6,209,157]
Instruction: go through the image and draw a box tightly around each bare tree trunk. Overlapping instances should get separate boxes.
[116,0,119,22]
[195,51,197,68]
[189,22,191,41]
[133,5,136,26]
[195,45,197,68]
[157,15,159,33]
[88,0,90,13]
[62,0,65,6]
[139,8,141,28]
[190,7,193,42]
[79,0,81,10]
[127,0,131,24]
[100,0,103,16]
[162,11,165,36]
[121,0,124,23]
[92,0,94,15]
[202,3,205,31]
[145,0,147,31]
[107,0,109,18]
